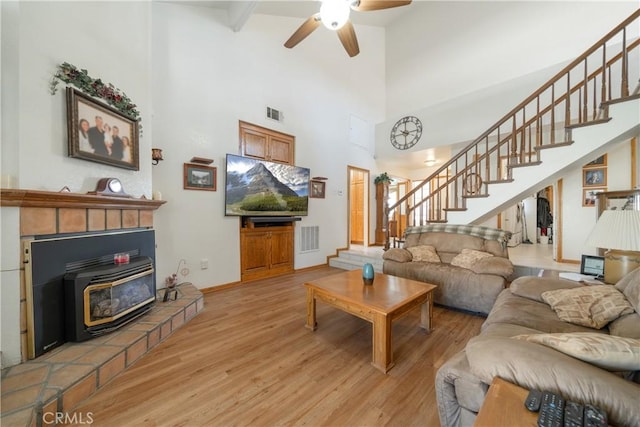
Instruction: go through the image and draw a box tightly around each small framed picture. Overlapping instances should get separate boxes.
[584,154,607,168]
[309,180,325,199]
[67,88,139,170]
[583,167,607,187]
[184,163,216,191]
[583,187,606,207]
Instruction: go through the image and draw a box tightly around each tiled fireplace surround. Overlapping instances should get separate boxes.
[0,190,204,426]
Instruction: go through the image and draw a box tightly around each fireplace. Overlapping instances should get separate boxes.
[25,229,156,358]
[65,256,155,341]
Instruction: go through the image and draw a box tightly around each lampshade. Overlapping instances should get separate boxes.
[585,210,640,250]
[320,0,350,30]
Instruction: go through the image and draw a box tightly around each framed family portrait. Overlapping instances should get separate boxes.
[184,163,216,191]
[309,180,326,199]
[583,167,607,187]
[66,88,139,171]
[583,188,606,207]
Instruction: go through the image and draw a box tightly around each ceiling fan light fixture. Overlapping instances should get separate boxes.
[320,0,351,30]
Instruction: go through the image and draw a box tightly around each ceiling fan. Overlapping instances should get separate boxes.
[284,0,412,57]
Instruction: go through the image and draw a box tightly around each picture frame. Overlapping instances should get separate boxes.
[309,180,325,199]
[184,163,216,191]
[584,154,607,168]
[583,187,606,207]
[66,87,139,171]
[583,167,607,187]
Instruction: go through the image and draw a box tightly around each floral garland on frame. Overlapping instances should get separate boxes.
[50,62,142,132]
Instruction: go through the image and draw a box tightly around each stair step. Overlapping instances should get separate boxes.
[566,117,611,129]
[486,179,514,184]
[602,93,640,105]
[509,160,542,169]
[536,141,574,150]
[462,193,490,199]
[443,207,467,212]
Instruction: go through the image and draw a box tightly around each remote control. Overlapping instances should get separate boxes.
[584,404,607,427]
[525,389,543,412]
[537,391,565,427]
[563,400,584,427]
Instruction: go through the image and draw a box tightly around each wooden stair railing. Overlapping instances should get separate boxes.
[384,9,640,250]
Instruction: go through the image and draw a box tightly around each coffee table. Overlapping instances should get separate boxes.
[304,269,437,373]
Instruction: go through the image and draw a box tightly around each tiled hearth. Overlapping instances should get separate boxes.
[1,283,204,426]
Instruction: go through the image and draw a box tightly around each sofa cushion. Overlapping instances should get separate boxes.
[615,267,640,313]
[382,248,412,263]
[542,285,635,329]
[513,332,640,371]
[470,256,513,278]
[465,335,640,427]
[407,245,441,263]
[608,313,640,339]
[451,249,494,270]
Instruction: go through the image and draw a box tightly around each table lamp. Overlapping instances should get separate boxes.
[585,210,640,284]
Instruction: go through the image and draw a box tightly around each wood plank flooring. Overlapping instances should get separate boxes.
[68,267,485,426]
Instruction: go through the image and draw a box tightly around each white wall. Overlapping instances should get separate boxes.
[1,1,152,196]
[151,4,386,288]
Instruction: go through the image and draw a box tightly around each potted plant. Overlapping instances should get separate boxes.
[374,172,391,184]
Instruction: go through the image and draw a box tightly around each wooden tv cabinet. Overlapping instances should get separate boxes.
[240,218,296,282]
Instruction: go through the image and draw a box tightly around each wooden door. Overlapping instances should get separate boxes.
[350,169,365,244]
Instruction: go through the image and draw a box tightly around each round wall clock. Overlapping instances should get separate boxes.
[390,116,423,150]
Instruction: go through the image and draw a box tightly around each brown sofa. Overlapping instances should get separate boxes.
[382,225,514,315]
[435,268,640,427]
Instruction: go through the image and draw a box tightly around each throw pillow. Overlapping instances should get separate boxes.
[450,248,493,270]
[541,285,635,329]
[470,256,514,278]
[512,332,640,371]
[381,248,413,263]
[406,245,441,263]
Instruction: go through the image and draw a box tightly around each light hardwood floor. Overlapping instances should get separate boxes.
[69,267,485,426]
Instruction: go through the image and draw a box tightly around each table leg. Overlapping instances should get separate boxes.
[371,312,393,373]
[305,287,317,331]
[420,293,433,333]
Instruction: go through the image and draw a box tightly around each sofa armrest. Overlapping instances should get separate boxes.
[465,336,640,427]
[469,256,513,278]
[435,351,489,427]
[382,248,412,263]
[509,276,583,303]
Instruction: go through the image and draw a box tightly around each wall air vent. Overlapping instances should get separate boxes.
[266,106,283,122]
[300,226,319,253]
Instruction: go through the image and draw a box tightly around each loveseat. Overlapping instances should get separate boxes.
[382,224,514,315]
[435,267,640,427]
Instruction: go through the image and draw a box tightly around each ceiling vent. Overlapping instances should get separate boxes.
[266,106,283,122]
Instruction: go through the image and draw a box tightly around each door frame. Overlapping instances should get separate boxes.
[347,165,370,247]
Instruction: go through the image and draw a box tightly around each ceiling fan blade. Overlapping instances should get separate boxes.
[337,20,360,57]
[284,14,321,48]
[351,0,412,12]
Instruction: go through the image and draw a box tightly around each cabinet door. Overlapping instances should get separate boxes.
[270,229,293,269]
[240,230,270,275]
[269,136,293,164]
[241,128,268,160]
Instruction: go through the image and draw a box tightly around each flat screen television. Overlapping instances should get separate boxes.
[225,154,310,217]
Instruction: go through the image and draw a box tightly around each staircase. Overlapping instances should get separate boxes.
[384,10,640,249]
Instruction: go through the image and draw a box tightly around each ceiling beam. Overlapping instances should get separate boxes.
[228,1,258,32]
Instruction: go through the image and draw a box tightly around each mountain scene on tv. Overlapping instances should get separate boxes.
[225,155,309,216]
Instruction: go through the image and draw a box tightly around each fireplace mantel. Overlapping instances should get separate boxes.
[1,189,165,210]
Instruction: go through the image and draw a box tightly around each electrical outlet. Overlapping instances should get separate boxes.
[200,258,209,270]
[337,190,343,196]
